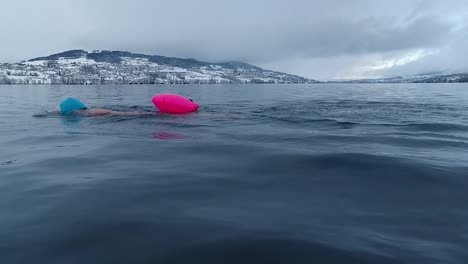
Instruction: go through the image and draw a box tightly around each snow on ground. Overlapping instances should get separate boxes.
[25,60,47,66]
[121,57,154,66]
[209,65,222,70]
[57,57,97,65]
[159,67,187,73]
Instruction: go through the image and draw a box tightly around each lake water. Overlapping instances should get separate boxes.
[1,84,468,264]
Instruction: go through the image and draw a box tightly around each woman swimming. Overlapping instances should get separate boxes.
[58,98,140,116]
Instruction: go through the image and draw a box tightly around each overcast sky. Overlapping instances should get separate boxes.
[0,0,467,80]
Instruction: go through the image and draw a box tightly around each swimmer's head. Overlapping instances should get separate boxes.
[60,98,87,115]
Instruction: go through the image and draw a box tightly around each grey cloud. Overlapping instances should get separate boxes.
[371,26,468,77]
[0,0,467,79]
[267,15,453,59]
[71,14,456,64]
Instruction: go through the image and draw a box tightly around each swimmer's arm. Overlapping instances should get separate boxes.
[86,109,140,116]
[110,111,141,116]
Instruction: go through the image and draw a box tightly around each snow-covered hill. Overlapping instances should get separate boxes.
[336,73,468,83]
[0,50,316,85]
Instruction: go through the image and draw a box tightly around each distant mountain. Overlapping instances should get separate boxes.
[335,73,468,83]
[0,49,316,85]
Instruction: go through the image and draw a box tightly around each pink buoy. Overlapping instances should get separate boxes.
[152,94,199,114]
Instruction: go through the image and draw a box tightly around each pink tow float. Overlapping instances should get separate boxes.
[152,94,199,114]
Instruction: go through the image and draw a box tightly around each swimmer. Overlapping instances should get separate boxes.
[57,98,140,116]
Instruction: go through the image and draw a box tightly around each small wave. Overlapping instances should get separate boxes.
[251,109,468,132]
[161,237,404,264]
[247,152,467,186]
[396,123,468,132]
[1,160,17,166]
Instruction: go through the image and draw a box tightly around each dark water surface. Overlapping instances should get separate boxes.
[1,84,468,264]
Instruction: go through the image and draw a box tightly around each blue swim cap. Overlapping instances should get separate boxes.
[60,98,87,115]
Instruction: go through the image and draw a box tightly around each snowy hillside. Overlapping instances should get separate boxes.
[0,50,315,85]
[337,73,468,83]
